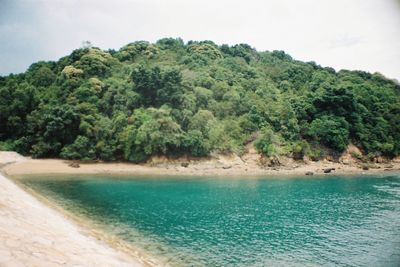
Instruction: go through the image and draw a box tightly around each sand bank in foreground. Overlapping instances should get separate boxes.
[0,172,148,267]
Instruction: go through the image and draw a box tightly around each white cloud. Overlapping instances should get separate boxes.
[0,0,399,80]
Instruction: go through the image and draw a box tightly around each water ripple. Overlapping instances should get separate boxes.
[21,174,400,267]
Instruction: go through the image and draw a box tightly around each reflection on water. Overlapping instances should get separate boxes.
[20,174,400,267]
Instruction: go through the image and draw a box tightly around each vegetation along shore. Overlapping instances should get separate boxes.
[1,38,399,166]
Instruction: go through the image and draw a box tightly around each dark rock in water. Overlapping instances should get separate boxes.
[69,162,80,168]
[181,162,189,168]
[323,168,335,173]
[222,165,232,169]
[305,171,314,176]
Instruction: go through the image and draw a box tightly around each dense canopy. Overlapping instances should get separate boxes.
[1,38,399,162]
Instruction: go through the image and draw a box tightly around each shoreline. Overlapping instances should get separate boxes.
[0,152,161,267]
[3,155,400,179]
[12,176,164,267]
[0,171,152,266]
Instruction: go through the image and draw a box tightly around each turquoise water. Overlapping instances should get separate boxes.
[20,174,400,266]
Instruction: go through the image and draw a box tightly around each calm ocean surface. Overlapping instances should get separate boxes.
[20,174,400,267]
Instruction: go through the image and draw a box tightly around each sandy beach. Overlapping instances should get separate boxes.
[2,150,399,179]
[0,152,156,267]
[1,151,399,267]
[0,172,152,267]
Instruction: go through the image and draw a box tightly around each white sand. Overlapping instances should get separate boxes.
[0,172,145,267]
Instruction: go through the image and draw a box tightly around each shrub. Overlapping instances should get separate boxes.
[307,115,349,152]
[61,136,96,160]
[254,127,283,156]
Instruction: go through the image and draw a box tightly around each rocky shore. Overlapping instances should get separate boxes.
[2,146,399,179]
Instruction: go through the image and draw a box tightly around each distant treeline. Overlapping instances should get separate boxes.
[0,38,399,161]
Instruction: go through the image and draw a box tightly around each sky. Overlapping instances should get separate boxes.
[0,0,399,80]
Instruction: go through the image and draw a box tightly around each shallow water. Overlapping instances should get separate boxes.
[20,174,400,267]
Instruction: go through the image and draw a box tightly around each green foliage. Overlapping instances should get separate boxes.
[207,120,238,153]
[61,136,95,160]
[156,38,184,50]
[28,65,56,87]
[291,140,310,160]
[187,43,223,60]
[189,110,215,134]
[122,108,182,162]
[305,145,326,161]
[182,130,210,157]
[1,38,399,161]
[254,127,283,156]
[74,48,115,77]
[307,115,349,151]
[27,104,80,157]
[61,65,84,89]
[351,151,362,159]
[0,140,15,151]
[0,81,38,138]
[117,41,159,61]
[131,65,183,107]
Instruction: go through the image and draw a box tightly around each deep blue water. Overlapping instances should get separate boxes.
[20,174,400,266]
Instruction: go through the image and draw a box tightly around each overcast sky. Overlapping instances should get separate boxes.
[1,0,399,80]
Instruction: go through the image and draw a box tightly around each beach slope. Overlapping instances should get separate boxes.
[0,171,143,266]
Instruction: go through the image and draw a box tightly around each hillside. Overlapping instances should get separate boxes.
[0,38,399,162]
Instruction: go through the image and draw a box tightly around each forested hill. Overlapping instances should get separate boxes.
[0,38,399,162]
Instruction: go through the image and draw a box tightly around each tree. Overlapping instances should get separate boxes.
[122,108,182,162]
[0,81,37,139]
[1,38,399,161]
[254,127,283,156]
[182,130,210,157]
[132,66,183,108]
[307,115,349,151]
[61,136,95,160]
[189,110,215,135]
[74,48,115,77]
[27,104,80,157]
[131,66,161,106]
[156,68,183,107]
[29,66,56,87]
